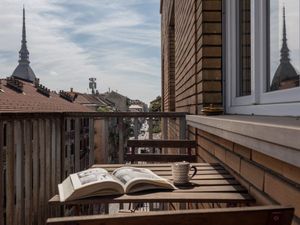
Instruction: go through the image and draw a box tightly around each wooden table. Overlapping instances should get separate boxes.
[49,163,254,212]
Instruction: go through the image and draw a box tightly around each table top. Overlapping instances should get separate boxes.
[49,163,254,206]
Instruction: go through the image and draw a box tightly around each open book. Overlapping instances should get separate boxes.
[58,167,176,202]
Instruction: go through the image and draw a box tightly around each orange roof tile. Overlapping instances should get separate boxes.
[0,79,92,113]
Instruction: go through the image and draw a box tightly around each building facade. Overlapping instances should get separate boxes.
[161,0,300,224]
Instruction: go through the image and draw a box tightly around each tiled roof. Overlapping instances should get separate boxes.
[71,93,115,108]
[0,79,92,113]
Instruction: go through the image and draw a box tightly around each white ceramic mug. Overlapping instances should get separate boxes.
[172,161,197,185]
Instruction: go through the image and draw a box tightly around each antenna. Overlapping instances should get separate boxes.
[89,77,97,94]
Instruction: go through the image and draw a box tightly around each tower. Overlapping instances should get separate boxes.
[270,7,299,91]
[11,7,36,83]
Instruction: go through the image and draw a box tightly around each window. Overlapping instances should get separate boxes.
[225,0,300,116]
[237,0,251,97]
[267,0,300,92]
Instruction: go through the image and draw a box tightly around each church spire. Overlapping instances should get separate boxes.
[11,6,36,83]
[280,6,290,63]
[19,6,30,64]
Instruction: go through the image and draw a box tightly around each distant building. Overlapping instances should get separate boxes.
[69,88,115,112]
[102,90,129,112]
[129,99,148,112]
[129,104,143,112]
[270,7,300,91]
[11,7,36,83]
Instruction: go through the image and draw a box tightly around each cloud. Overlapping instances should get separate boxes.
[0,0,161,104]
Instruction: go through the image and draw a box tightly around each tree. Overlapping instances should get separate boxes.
[149,96,161,112]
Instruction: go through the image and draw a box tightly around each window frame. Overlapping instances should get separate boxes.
[225,0,300,116]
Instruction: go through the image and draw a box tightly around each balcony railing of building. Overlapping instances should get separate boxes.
[0,111,194,225]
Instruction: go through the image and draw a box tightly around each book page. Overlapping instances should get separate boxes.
[71,168,116,190]
[112,167,162,186]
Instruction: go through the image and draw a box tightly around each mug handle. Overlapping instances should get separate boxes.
[189,166,197,180]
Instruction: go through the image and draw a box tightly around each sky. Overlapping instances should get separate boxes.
[0,0,161,104]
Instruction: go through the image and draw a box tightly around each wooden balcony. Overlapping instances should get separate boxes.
[0,112,294,225]
[0,111,191,225]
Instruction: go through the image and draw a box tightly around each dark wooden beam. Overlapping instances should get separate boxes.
[127,140,197,148]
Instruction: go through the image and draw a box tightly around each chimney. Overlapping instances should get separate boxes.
[70,87,73,93]
[34,78,40,87]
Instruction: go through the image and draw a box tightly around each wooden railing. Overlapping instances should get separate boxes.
[0,113,94,225]
[125,139,197,163]
[0,111,189,225]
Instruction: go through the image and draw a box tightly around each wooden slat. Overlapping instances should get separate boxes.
[49,191,254,205]
[127,140,197,148]
[105,169,228,176]
[0,121,3,225]
[39,119,46,225]
[15,120,25,225]
[51,119,57,197]
[92,163,221,168]
[32,120,39,225]
[125,154,197,162]
[56,118,62,185]
[5,121,15,225]
[118,118,124,163]
[89,118,95,166]
[24,120,33,225]
[46,206,294,225]
[45,119,52,219]
[74,118,80,172]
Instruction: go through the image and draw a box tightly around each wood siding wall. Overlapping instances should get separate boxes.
[0,116,93,225]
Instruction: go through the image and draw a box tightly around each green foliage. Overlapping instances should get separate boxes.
[149,96,161,112]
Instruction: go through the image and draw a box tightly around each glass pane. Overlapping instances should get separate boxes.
[268,0,300,91]
[237,0,251,97]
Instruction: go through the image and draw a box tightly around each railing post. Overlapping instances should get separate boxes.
[148,117,153,140]
[118,118,124,163]
[134,118,139,140]
[89,118,95,166]
[6,121,14,225]
[179,116,187,140]
[179,116,187,154]
[74,118,80,172]
[163,118,168,139]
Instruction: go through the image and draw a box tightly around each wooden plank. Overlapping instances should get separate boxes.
[124,154,197,162]
[92,163,222,168]
[89,118,95,166]
[39,119,46,225]
[51,119,57,197]
[0,121,3,225]
[15,120,25,225]
[134,118,139,139]
[46,206,294,225]
[105,166,224,171]
[24,120,33,225]
[105,169,229,176]
[56,118,62,185]
[32,120,39,225]
[49,192,254,205]
[6,121,14,225]
[74,118,80,172]
[118,118,124,163]
[127,140,197,148]
[45,119,52,219]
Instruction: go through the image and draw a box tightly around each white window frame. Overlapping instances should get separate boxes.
[225,0,300,116]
